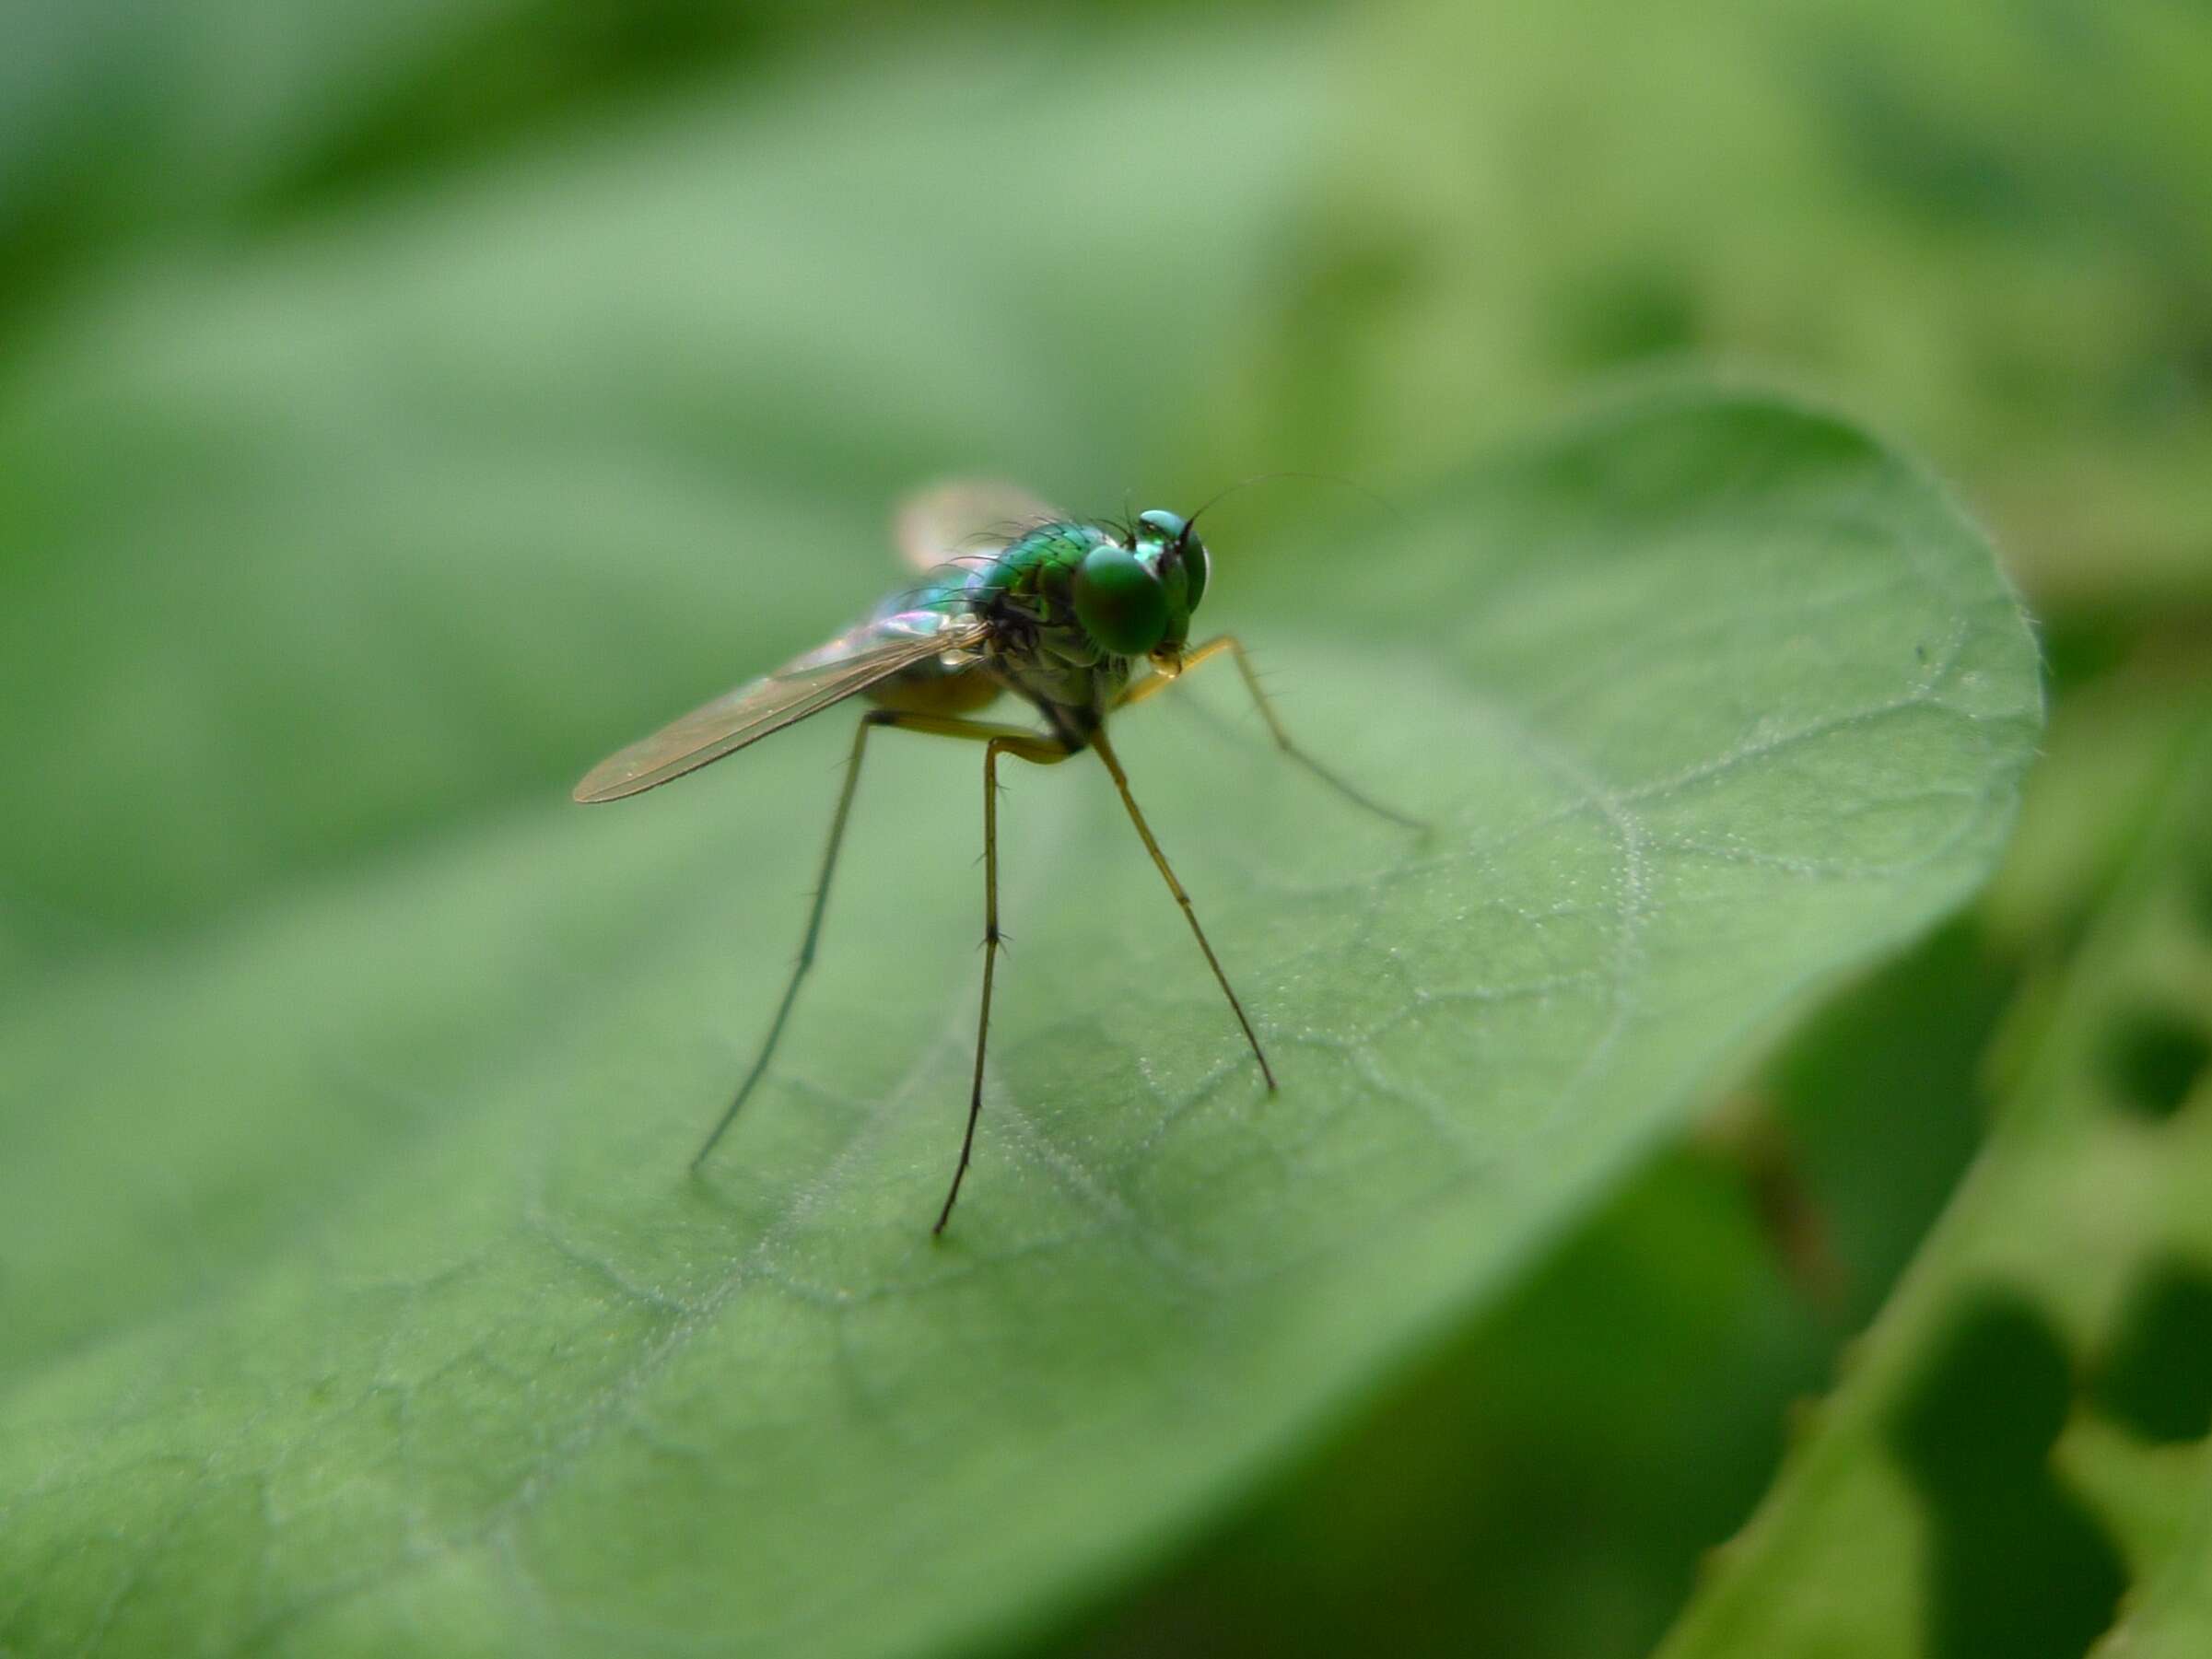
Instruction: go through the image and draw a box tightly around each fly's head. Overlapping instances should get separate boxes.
[1070,508,1211,670]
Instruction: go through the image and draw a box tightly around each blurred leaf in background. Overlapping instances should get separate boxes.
[1241,0,2212,620]
[0,0,2205,1656]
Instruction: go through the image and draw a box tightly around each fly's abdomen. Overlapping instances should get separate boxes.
[866,661,1001,716]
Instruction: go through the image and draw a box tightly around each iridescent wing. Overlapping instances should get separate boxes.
[573,607,990,802]
[894,479,1064,576]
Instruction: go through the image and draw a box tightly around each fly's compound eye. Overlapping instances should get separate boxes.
[1072,543,1168,656]
[1178,526,1209,611]
[1137,508,1208,611]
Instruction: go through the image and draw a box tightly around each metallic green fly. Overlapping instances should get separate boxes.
[574,480,1414,1233]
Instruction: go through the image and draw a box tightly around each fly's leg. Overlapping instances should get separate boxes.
[1089,724,1277,1094]
[893,717,1072,1235]
[695,709,892,1169]
[695,709,1066,1202]
[1116,633,1422,829]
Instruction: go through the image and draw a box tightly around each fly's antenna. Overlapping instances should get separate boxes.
[1183,470,1405,537]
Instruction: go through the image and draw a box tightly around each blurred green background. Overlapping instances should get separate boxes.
[4,0,2209,1655]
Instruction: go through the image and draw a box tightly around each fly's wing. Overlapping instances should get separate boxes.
[573,609,990,802]
[894,479,1064,576]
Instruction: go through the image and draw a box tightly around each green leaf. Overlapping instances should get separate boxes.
[0,33,2042,1659]
[0,374,2040,1654]
[1068,917,2022,1659]
[2115,1478,2212,1659]
[1656,714,2212,1659]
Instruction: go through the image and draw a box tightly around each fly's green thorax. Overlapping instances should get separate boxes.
[966,523,1123,730]
[961,516,1208,730]
[870,510,1211,744]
